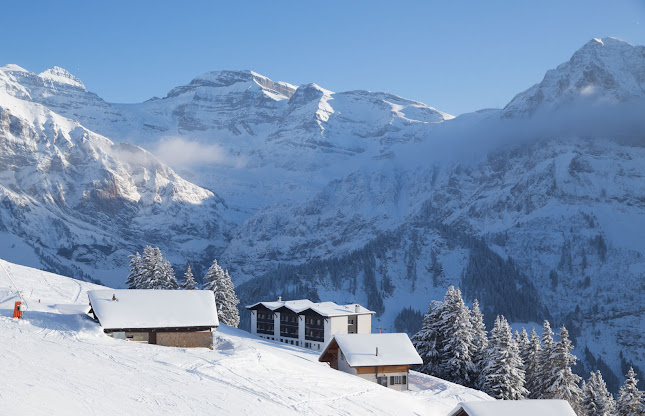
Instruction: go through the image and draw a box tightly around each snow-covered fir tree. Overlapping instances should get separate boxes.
[136,246,179,290]
[181,263,199,290]
[202,258,224,291]
[203,259,240,327]
[126,252,143,289]
[514,330,522,346]
[535,320,556,398]
[544,326,582,413]
[481,315,528,400]
[524,327,542,398]
[439,286,476,386]
[617,367,643,416]
[470,299,488,389]
[411,300,444,376]
[518,328,530,365]
[582,370,617,416]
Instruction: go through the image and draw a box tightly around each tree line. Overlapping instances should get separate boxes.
[126,245,240,328]
[412,286,644,416]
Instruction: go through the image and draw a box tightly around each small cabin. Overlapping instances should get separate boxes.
[319,333,422,391]
[448,400,577,416]
[87,289,219,349]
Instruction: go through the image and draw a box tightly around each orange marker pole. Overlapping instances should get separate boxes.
[12,301,22,319]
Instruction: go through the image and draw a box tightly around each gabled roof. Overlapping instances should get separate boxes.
[319,333,422,367]
[246,299,374,317]
[87,290,219,330]
[448,400,577,416]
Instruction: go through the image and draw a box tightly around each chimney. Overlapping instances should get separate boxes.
[354,304,359,313]
[277,296,282,302]
[376,347,379,356]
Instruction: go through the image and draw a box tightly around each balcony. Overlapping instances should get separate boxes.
[257,327,274,335]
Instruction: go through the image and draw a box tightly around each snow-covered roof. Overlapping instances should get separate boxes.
[448,400,577,416]
[88,290,219,330]
[246,299,374,317]
[320,333,422,367]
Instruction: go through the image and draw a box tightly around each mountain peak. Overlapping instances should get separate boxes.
[38,66,85,90]
[0,64,30,73]
[166,69,296,99]
[502,36,644,117]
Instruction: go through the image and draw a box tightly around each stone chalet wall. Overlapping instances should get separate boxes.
[156,330,213,349]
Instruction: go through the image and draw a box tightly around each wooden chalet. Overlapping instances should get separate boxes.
[319,333,422,391]
[87,289,219,349]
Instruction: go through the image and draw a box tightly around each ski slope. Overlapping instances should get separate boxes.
[0,259,491,415]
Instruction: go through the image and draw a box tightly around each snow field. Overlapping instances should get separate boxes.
[0,259,490,415]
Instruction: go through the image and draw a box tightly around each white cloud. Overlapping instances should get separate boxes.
[153,137,247,168]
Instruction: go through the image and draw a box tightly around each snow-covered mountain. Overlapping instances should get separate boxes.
[221,37,645,388]
[0,88,229,287]
[0,37,643,389]
[0,258,491,415]
[502,37,645,117]
[0,64,453,219]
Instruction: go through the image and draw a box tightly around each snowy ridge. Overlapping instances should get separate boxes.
[503,37,645,117]
[0,258,491,415]
[39,66,86,89]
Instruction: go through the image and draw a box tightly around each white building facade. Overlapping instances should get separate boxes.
[246,298,374,351]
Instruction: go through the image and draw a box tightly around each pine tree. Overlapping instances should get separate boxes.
[545,326,582,413]
[582,371,617,416]
[412,300,444,376]
[137,245,159,289]
[217,269,240,327]
[139,246,178,290]
[470,299,488,389]
[524,327,542,398]
[481,315,528,400]
[203,259,240,327]
[126,252,143,289]
[536,319,556,398]
[518,328,530,364]
[160,259,179,289]
[617,367,643,416]
[439,286,476,386]
[203,258,225,292]
[514,330,522,346]
[181,263,199,290]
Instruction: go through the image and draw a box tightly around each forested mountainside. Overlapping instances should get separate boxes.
[0,37,643,389]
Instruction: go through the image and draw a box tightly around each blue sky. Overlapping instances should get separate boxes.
[3,0,644,115]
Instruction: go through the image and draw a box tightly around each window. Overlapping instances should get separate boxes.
[348,318,354,324]
[377,377,387,387]
[390,376,405,385]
